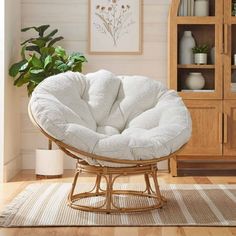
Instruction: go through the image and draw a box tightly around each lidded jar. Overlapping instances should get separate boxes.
[194,0,209,16]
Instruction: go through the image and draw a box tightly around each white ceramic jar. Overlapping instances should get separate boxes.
[194,0,209,16]
[180,31,196,64]
[186,72,205,90]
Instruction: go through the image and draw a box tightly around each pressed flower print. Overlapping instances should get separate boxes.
[89,0,142,53]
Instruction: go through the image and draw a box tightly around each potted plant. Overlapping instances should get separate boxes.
[192,44,209,65]
[233,0,236,16]
[9,25,87,178]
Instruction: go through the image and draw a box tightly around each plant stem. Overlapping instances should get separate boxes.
[48,139,52,150]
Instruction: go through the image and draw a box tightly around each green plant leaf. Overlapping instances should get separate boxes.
[54,60,63,66]
[31,55,43,68]
[21,45,26,60]
[44,55,52,69]
[55,46,66,58]
[31,39,46,48]
[21,37,35,46]
[25,45,40,53]
[67,60,74,67]
[29,74,45,84]
[70,52,87,62]
[48,36,64,47]
[14,72,30,87]
[9,59,27,77]
[21,25,50,37]
[19,62,30,72]
[57,63,69,72]
[21,26,38,32]
[72,62,82,72]
[27,82,37,97]
[37,25,50,37]
[44,29,58,39]
[192,44,209,54]
[55,60,63,65]
[30,68,44,75]
[40,47,55,56]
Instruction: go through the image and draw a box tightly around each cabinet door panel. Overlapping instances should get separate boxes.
[224,0,236,99]
[223,100,236,155]
[180,100,222,155]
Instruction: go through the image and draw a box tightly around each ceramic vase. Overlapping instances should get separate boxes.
[194,53,207,64]
[180,31,196,64]
[194,0,209,16]
[186,72,205,90]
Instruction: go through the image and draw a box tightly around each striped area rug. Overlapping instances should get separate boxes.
[1,183,236,227]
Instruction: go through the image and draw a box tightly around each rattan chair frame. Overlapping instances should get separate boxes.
[28,105,183,213]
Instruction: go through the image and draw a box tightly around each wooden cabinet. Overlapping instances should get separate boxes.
[182,100,222,156]
[169,0,236,176]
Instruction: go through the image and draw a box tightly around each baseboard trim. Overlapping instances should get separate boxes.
[178,168,236,176]
[177,160,236,176]
[3,155,22,182]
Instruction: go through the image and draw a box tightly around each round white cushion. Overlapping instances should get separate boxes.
[29,70,192,167]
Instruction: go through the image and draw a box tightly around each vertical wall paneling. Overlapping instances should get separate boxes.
[0,0,4,182]
[3,0,22,181]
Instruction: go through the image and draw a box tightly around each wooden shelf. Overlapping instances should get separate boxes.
[177,91,217,100]
[176,17,217,24]
[181,90,215,92]
[178,91,216,99]
[178,64,215,69]
[232,65,236,69]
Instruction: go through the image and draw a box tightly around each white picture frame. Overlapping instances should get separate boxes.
[89,0,142,54]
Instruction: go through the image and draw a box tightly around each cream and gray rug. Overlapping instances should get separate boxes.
[1,183,236,227]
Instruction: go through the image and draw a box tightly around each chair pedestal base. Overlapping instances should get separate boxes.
[67,161,167,213]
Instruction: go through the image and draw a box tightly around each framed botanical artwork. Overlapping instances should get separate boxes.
[89,0,142,54]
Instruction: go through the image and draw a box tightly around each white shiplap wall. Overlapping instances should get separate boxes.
[4,0,22,181]
[20,0,171,169]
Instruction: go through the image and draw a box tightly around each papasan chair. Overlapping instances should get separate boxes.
[29,69,192,213]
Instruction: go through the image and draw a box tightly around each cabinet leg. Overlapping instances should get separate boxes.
[170,157,178,177]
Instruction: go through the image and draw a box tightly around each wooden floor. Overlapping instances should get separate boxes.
[1,170,236,236]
